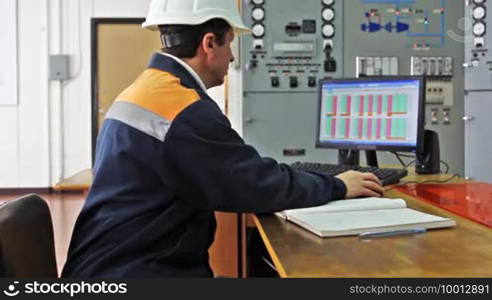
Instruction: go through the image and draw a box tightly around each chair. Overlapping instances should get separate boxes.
[0,194,58,277]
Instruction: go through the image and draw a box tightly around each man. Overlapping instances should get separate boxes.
[62,0,383,278]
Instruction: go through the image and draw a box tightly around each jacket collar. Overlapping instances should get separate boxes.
[147,53,207,95]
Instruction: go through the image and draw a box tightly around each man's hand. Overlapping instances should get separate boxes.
[336,171,384,199]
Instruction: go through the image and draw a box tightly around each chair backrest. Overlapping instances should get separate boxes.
[0,194,58,277]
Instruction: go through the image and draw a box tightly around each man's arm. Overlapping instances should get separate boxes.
[164,100,382,213]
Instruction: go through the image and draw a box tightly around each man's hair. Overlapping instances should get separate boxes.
[159,18,232,58]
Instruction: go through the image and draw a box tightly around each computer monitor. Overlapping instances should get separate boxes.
[316,76,425,156]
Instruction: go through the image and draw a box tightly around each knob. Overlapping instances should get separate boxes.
[245,60,258,71]
[463,62,478,68]
[463,115,475,122]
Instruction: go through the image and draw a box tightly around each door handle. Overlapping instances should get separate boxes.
[244,118,256,125]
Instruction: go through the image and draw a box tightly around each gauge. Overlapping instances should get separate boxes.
[322,0,335,5]
[322,8,335,21]
[473,6,486,19]
[252,0,264,5]
[252,8,265,21]
[252,23,265,38]
[473,22,486,36]
[473,0,485,4]
[322,23,335,38]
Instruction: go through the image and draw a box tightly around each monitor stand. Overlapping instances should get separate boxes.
[365,150,379,167]
[338,150,379,167]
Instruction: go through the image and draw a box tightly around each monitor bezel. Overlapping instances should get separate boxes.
[315,76,426,153]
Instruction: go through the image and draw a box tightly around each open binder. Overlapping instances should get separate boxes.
[276,197,456,238]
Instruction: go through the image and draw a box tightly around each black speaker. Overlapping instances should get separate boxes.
[416,130,440,174]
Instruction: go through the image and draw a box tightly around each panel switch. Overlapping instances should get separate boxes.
[290,76,298,88]
[324,59,337,72]
[308,77,317,87]
[271,76,280,88]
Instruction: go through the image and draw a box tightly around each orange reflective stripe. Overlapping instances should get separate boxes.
[115,69,200,121]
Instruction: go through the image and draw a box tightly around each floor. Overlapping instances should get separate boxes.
[0,192,86,276]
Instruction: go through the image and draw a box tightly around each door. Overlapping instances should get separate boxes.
[92,19,161,143]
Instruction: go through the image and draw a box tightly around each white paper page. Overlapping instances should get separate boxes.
[281,197,406,218]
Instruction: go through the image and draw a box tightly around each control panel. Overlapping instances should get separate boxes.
[239,0,466,174]
[241,0,344,92]
[342,0,465,174]
[464,0,492,182]
[465,0,492,90]
[344,0,463,104]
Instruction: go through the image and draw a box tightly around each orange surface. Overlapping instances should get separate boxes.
[395,182,492,228]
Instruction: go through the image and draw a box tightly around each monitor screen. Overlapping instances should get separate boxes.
[316,76,425,153]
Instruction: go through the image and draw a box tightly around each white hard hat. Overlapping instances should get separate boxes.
[142,0,252,35]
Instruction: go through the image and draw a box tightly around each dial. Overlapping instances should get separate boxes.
[252,8,265,21]
[322,23,335,38]
[473,6,486,20]
[473,0,485,4]
[252,0,264,5]
[322,8,335,21]
[252,23,265,38]
[322,0,335,5]
[473,22,486,36]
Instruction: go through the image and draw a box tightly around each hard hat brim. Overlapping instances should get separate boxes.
[142,17,252,35]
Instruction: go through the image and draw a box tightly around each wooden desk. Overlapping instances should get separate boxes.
[253,173,492,277]
[53,169,93,192]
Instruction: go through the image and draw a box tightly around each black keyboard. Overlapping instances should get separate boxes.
[290,162,408,186]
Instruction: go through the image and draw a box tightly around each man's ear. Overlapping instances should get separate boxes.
[201,33,216,56]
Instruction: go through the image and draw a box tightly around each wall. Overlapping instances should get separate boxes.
[0,0,49,188]
[1,0,237,188]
